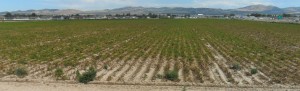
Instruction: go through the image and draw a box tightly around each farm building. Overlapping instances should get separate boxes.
[190,14,205,19]
[38,16,53,20]
[205,15,225,18]
[52,16,65,20]
[13,16,30,21]
[295,18,300,22]
[0,16,4,21]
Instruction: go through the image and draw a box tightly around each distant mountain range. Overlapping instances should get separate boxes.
[0,9,82,15]
[1,5,300,15]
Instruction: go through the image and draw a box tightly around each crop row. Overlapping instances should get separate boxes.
[0,19,299,85]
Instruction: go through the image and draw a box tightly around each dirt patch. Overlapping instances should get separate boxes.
[111,65,130,82]
[0,82,299,91]
[132,59,150,82]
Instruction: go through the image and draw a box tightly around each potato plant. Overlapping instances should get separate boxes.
[0,19,299,85]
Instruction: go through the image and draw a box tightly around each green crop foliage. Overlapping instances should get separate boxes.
[55,68,66,80]
[0,19,299,84]
[251,68,258,75]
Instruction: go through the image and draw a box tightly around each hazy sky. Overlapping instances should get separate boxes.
[1,0,300,11]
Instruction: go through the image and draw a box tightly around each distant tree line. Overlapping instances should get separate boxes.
[109,13,191,19]
[110,13,160,18]
[224,14,235,17]
[247,13,295,17]
[4,12,40,19]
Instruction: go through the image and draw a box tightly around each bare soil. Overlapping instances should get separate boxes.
[0,82,299,91]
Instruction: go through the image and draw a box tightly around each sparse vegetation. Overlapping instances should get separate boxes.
[230,64,241,71]
[6,68,15,75]
[165,70,178,81]
[55,68,66,80]
[77,67,97,84]
[15,68,28,78]
[182,86,187,91]
[104,64,108,70]
[76,70,81,79]
[17,60,28,64]
[251,68,258,75]
[156,74,164,79]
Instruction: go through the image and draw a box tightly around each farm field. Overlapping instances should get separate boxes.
[0,19,299,88]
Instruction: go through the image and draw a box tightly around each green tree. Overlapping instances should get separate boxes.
[4,12,13,18]
[31,13,37,17]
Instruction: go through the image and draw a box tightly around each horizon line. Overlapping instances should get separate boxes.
[1,4,298,12]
